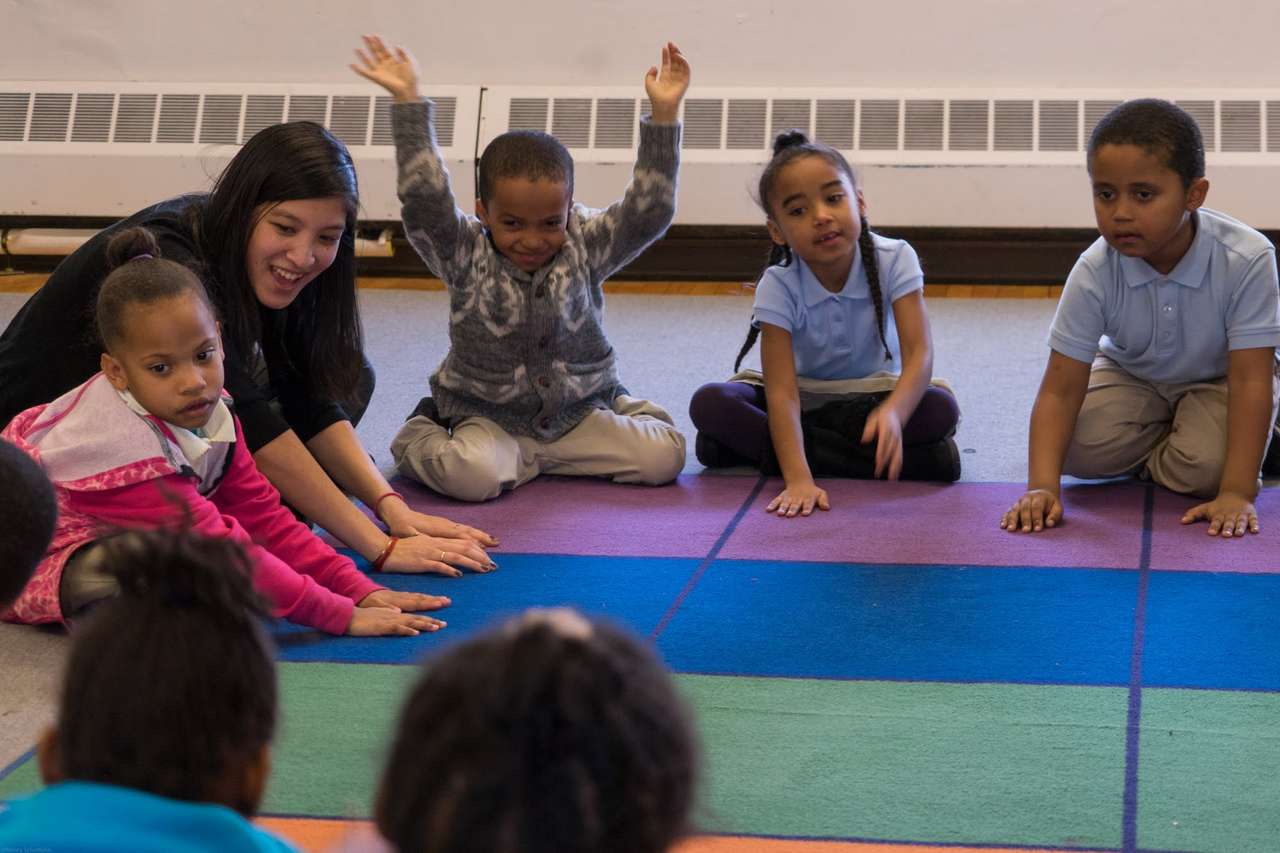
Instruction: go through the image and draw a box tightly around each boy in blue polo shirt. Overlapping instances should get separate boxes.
[1001,99,1280,538]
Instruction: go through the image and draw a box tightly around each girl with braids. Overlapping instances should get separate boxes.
[0,529,296,851]
[690,131,961,517]
[2,227,448,636]
[374,608,699,853]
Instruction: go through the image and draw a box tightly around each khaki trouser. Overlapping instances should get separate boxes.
[1063,355,1280,498]
[391,395,687,502]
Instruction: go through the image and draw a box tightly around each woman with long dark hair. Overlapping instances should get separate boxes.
[0,121,495,574]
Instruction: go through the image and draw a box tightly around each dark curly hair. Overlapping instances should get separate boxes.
[376,609,699,853]
[1087,98,1205,189]
[53,528,277,816]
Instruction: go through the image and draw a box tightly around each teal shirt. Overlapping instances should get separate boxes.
[0,781,298,852]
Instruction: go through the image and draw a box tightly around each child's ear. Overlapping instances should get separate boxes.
[100,352,128,391]
[1186,177,1210,211]
[476,198,489,227]
[242,744,272,815]
[856,189,868,219]
[36,726,63,785]
[765,219,788,247]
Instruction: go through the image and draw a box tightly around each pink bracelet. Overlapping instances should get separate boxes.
[372,490,406,521]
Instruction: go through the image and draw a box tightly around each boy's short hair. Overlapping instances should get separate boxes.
[0,439,57,608]
[1087,98,1205,188]
[478,130,574,203]
[376,609,698,853]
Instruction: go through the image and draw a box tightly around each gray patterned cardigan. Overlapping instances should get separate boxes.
[393,100,681,440]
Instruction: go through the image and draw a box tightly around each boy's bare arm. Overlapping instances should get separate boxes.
[1181,346,1275,536]
[1001,352,1091,532]
[581,42,690,276]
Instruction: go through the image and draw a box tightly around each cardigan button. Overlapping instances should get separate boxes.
[538,376,551,388]
[535,286,547,298]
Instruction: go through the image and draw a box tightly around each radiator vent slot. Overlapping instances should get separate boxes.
[29,93,72,142]
[682,99,723,149]
[948,100,988,151]
[593,98,635,149]
[859,99,900,150]
[1038,100,1078,151]
[0,92,30,141]
[551,98,591,148]
[771,98,811,140]
[508,98,548,132]
[904,99,944,151]
[199,94,241,144]
[993,100,1033,151]
[287,95,327,126]
[726,98,766,150]
[330,95,371,146]
[71,93,113,142]
[157,94,198,143]
[242,95,284,142]
[1220,100,1260,152]
[815,99,855,150]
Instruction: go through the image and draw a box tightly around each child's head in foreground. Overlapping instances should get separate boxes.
[1086,98,1209,272]
[0,438,57,608]
[476,131,575,273]
[95,226,225,432]
[376,607,698,853]
[38,529,277,817]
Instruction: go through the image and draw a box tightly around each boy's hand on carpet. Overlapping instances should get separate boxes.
[347,606,445,637]
[383,503,499,548]
[1181,492,1259,538]
[1000,489,1062,533]
[360,589,451,613]
[766,481,830,517]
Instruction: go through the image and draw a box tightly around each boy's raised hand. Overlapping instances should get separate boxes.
[1000,488,1063,533]
[351,34,420,103]
[645,41,691,124]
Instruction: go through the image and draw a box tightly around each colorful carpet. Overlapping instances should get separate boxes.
[2,474,1278,852]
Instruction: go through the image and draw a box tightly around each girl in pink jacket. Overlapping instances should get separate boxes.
[3,227,448,636]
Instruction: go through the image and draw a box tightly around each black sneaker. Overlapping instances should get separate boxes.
[1263,426,1280,477]
[695,432,755,468]
[899,436,962,483]
[406,395,450,428]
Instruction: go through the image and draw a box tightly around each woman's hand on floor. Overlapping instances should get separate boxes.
[380,533,498,577]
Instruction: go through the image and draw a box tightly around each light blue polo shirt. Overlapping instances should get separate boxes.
[752,234,924,380]
[1049,207,1280,383]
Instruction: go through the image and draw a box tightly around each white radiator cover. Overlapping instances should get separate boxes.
[3,82,1280,228]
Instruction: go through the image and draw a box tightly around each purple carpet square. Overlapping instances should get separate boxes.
[388,473,758,558]
[718,480,1148,569]
[1147,489,1280,573]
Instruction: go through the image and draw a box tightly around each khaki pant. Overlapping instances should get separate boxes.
[1063,355,1280,498]
[391,395,687,502]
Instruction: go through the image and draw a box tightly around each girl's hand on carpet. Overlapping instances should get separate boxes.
[347,606,445,637]
[861,404,904,480]
[1181,492,1259,538]
[381,534,498,577]
[359,589,451,612]
[1000,489,1062,533]
[766,481,830,517]
[381,499,499,548]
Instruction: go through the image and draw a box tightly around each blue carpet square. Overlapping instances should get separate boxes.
[657,560,1139,685]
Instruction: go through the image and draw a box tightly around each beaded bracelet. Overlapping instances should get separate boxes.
[372,490,406,521]
[372,536,400,571]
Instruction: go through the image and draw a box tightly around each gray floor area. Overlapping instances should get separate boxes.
[0,288,1056,770]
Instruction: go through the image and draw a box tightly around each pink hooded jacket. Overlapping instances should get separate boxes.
[2,373,383,634]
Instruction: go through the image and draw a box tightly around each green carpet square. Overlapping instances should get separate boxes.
[1138,689,1280,852]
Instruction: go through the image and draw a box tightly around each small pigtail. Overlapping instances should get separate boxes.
[858,216,891,361]
[732,240,794,372]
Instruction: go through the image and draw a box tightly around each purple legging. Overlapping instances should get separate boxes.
[689,381,961,463]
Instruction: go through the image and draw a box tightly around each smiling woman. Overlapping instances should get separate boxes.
[0,121,496,579]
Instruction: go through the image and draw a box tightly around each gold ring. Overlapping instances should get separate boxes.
[440,550,447,562]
